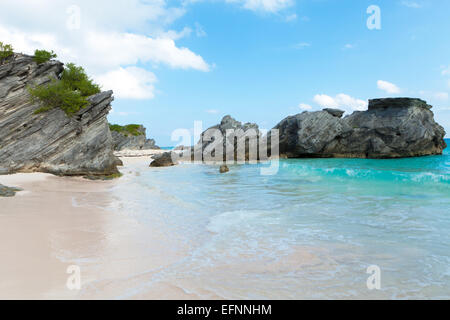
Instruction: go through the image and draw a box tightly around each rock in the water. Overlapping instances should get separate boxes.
[219,165,229,173]
[271,98,446,159]
[110,124,160,151]
[0,54,120,176]
[149,152,178,167]
[0,184,22,197]
[323,108,345,118]
[193,115,261,162]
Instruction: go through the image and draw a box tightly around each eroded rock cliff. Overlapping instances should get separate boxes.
[110,124,159,151]
[0,54,119,175]
[193,115,261,161]
[271,98,447,159]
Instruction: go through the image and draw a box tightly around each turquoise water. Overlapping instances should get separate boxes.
[111,141,450,299]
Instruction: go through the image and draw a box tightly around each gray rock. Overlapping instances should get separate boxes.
[270,98,446,159]
[0,184,22,197]
[111,125,160,151]
[174,145,191,151]
[219,165,229,173]
[323,108,345,118]
[368,98,432,110]
[0,54,120,175]
[149,152,178,167]
[193,115,261,162]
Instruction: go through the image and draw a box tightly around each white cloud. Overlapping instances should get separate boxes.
[299,103,312,110]
[343,44,355,50]
[0,0,210,99]
[205,109,219,114]
[294,42,311,49]
[158,27,193,40]
[195,23,207,37]
[441,66,450,76]
[285,14,297,22]
[434,92,449,101]
[95,67,157,100]
[226,0,294,13]
[418,90,449,102]
[401,1,423,8]
[377,80,401,94]
[83,31,210,72]
[313,94,368,113]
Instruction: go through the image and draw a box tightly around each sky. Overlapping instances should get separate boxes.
[1,0,449,146]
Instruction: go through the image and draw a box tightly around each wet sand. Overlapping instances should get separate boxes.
[0,152,198,300]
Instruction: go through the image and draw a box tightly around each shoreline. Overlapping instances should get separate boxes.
[1,148,449,299]
[0,152,199,300]
[0,172,116,299]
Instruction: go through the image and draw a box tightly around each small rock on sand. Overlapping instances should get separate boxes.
[0,184,23,197]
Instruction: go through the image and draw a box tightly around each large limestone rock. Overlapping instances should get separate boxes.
[149,152,178,167]
[0,54,119,175]
[111,125,159,151]
[271,98,446,159]
[192,115,261,162]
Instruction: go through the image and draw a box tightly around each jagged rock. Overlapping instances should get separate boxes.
[0,184,22,197]
[0,54,119,175]
[271,98,446,159]
[219,165,229,173]
[193,115,261,162]
[111,125,160,151]
[149,152,178,167]
[174,145,191,151]
[323,108,345,118]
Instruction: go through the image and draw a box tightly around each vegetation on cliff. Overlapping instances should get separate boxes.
[0,42,14,63]
[30,62,101,116]
[33,49,57,64]
[109,124,144,137]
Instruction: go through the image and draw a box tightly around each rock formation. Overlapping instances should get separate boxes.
[0,184,22,197]
[150,152,178,167]
[271,98,446,159]
[191,115,261,162]
[0,54,119,175]
[110,124,159,151]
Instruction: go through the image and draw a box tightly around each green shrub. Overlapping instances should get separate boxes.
[0,42,14,62]
[109,124,143,136]
[62,63,101,97]
[30,80,89,116]
[29,62,101,116]
[33,49,57,64]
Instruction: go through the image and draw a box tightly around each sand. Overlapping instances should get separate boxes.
[0,173,116,299]
[0,151,198,300]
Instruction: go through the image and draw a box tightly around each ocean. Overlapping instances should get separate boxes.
[106,140,450,299]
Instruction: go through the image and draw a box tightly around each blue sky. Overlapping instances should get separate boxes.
[1,0,449,145]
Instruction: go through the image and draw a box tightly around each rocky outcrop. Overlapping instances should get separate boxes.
[0,54,119,175]
[192,115,261,162]
[323,108,345,118]
[111,125,159,151]
[271,98,446,159]
[0,184,22,197]
[174,145,191,151]
[149,152,178,167]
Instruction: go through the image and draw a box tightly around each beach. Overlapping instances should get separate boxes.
[0,151,199,299]
[1,147,449,300]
